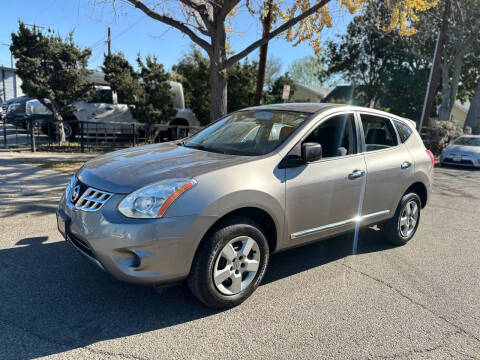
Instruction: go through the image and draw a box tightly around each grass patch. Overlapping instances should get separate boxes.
[28,161,85,175]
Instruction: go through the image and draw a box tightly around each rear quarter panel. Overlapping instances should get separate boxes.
[403,127,434,206]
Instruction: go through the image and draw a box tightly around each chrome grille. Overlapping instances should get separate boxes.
[74,187,113,211]
[67,177,112,211]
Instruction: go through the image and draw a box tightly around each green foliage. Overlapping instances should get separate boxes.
[172,49,210,125]
[288,56,324,86]
[133,56,176,125]
[10,22,92,120]
[102,53,175,126]
[227,59,258,113]
[320,4,433,119]
[263,73,297,104]
[102,53,141,104]
[173,48,258,124]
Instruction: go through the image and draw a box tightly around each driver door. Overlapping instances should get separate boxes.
[285,112,366,245]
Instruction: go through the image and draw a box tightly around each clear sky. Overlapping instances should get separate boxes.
[0,0,353,73]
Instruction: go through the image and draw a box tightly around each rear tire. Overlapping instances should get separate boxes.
[187,216,269,309]
[63,121,78,141]
[384,193,421,246]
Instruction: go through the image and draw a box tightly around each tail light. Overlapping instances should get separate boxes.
[426,150,435,166]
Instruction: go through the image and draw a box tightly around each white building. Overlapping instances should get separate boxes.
[0,67,23,102]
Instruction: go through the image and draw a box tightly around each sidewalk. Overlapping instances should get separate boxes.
[0,151,99,163]
[0,152,98,217]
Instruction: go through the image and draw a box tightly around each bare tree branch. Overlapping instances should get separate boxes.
[178,0,213,34]
[126,0,212,54]
[226,0,332,68]
[221,0,240,17]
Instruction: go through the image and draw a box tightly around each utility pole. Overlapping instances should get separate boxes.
[107,27,111,56]
[419,0,452,132]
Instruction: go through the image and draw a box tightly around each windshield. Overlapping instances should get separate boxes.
[453,137,480,147]
[183,110,309,156]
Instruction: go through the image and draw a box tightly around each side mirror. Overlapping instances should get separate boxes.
[301,142,322,163]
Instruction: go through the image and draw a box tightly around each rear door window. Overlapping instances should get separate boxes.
[360,114,398,152]
[303,113,357,158]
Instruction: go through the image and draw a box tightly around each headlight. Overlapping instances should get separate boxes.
[7,102,20,114]
[118,178,197,218]
[65,175,76,197]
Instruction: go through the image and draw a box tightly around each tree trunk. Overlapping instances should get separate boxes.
[421,0,451,128]
[464,80,480,134]
[439,52,465,121]
[254,0,274,106]
[209,20,228,122]
[50,101,66,143]
[438,65,452,121]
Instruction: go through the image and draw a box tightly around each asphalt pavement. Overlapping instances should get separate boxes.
[0,153,479,360]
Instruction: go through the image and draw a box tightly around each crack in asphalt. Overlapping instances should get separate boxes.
[0,318,151,360]
[375,338,453,359]
[339,261,480,348]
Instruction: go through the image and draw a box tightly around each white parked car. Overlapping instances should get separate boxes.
[67,81,199,139]
[440,135,480,168]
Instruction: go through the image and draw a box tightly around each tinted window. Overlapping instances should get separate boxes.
[303,113,357,158]
[88,89,113,104]
[393,119,413,143]
[453,137,480,147]
[184,110,309,156]
[360,114,398,152]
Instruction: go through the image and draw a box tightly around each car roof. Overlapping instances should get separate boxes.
[2,96,30,105]
[241,103,416,126]
[242,103,341,114]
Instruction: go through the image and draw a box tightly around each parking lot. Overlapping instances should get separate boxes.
[0,154,479,360]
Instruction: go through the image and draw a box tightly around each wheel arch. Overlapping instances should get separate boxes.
[404,181,428,208]
[197,206,278,255]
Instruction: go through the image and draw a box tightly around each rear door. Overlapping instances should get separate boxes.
[285,112,366,245]
[359,113,414,223]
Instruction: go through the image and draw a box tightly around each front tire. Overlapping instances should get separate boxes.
[384,193,421,246]
[187,217,269,309]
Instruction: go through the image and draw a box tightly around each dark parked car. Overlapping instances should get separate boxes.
[1,96,29,121]
[4,97,53,131]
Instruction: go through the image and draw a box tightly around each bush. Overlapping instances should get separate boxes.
[424,119,472,155]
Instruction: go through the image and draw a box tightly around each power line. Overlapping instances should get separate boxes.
[88,16,144,54]
[107,27,111,56]
[111,16,144,42]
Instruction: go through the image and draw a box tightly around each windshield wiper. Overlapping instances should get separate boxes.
[183,143,205,150]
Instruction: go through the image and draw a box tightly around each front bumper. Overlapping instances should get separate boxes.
[57,192,217,285]
[440,153,480,168]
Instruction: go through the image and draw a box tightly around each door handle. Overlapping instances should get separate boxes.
[401,161,412,169]
[348,170,365,180]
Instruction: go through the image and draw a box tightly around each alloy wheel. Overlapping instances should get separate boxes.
[63,123,73,139]
[398,200,419,238]
[213,236,260,295]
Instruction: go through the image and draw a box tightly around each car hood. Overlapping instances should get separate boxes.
[77,142,249,193]
[443,144,480,155]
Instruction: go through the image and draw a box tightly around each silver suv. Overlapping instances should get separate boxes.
[57,103,434,308]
